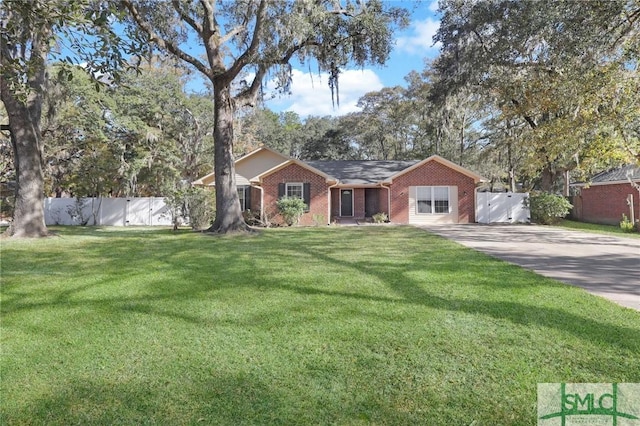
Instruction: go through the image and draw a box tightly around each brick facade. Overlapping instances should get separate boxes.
[255,156,479,226]
[261,163,331,226]
[249,187,260,212]
[573,183,640,225]
[390,161,477,224]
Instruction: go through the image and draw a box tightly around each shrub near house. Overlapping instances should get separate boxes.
[529,192,573,225]
[276,197,307,226]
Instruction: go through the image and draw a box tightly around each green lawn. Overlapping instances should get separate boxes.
[556,219,640,238]
[1,226,639,425]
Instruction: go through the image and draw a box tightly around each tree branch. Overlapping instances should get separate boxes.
[225,0,267,80]
[171,0,202,34]
[234,38,318,108]
[120,0,213,80]
[511,98,537,129]
[199,0,217,35]
[219,24,246,46]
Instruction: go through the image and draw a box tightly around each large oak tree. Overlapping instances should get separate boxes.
[118,0,408,233]
[1,0,128,237]
[433,0,640,191]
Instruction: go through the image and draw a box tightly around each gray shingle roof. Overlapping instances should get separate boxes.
[306,160,419,184]
[590,164,640,184]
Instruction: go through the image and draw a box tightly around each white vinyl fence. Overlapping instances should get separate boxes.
[44,197,173,226]
[476,192,530,224]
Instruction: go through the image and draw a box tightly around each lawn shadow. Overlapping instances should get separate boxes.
[2,373,288,425]
[283,232,640,353]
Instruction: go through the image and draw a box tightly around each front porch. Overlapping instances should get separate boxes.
[330,187,389,223]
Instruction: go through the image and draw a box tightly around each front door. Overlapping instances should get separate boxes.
[340,189,353,216]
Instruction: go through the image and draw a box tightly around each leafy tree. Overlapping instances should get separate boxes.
[108,62,215,196]
[118,0,409,233]
[235,107,282,155]
[40,61,215,198]
[433,0,640,191]
[299,115,354,160]
[0,0,130,237]
[42,64,119,197]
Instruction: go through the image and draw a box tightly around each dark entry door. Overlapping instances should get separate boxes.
[340,189,353,216]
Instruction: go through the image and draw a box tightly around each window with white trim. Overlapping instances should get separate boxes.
[286,182,303,199]
[416,186,450,214]
[237,186,246,211]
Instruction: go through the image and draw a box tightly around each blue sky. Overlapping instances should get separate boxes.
[264,0,441,117]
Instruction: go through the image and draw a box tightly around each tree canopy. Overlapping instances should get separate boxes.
[2,0,638,237]
[432,0,640,190]
[117,0,409,232]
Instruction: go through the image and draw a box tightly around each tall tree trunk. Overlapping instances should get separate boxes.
[208,80,249,233]
[458,112,466,165]
[1,9,50,238]
[539,164,556,192]
[0,76,48,238]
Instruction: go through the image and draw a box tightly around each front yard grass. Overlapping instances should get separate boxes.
[556,219,640,238]
[1,226,639,425]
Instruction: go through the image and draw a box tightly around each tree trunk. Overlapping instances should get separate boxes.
[539,164,556,192]
[207,80,249,233]
[0,79,48,238]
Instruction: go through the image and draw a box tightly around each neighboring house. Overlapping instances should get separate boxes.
[570,164,640,225]
[192,146,485,225]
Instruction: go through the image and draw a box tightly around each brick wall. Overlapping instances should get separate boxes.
[262,163,330,226]
[330,188,340,219]
[576,183,640,225]
[354,188,365,218]
[390,161,477,224]
[249,187,260,212]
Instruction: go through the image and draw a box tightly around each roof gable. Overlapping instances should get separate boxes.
[192,146,289,186]
[253,158,336,183]
[384,155,485,183]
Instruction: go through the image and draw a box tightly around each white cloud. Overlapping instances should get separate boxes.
[266,68,384,117]
[428,0,439,13]
[395,17,441,55]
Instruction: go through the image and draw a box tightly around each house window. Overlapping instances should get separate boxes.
[279,182,310,212]
[286,182,304,199]
[237,187,246,211]
[237,186,251,211]
[416,186,450,214]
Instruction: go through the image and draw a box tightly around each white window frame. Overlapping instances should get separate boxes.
[285,182,304,199]
[416,186,450,215]
[237,186,247,211]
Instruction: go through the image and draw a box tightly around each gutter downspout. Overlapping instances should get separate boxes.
[327,181,339,225]
[380,182,391,222]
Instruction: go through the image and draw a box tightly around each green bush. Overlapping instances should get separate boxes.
[276,196,306,226]
[619,214,637,233]
[372,212,388,223]
[165,187,215,230]
[528,192,572,225]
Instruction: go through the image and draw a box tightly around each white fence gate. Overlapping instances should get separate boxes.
[44,197,173,226]
[476,192,530,224]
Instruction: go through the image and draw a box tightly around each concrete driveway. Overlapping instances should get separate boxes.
[421,224,640,311]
